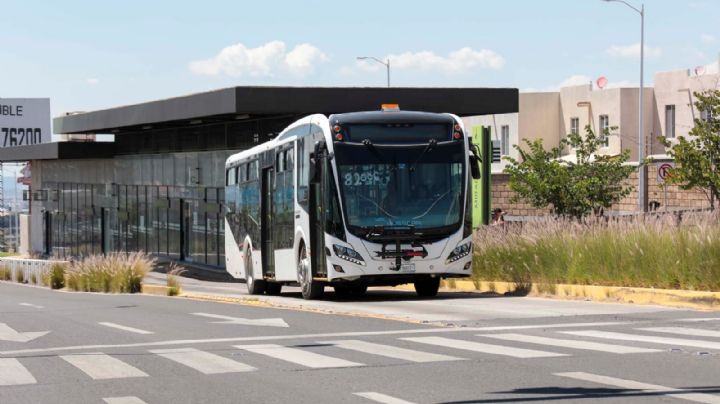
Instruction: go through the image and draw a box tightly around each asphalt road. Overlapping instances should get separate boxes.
[1,281,719,404]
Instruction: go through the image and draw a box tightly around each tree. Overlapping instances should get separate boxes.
[661,89,720,209]
[503,126,636,218]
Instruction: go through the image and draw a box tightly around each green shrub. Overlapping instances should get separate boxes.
[65,252,154,293]
[0,265,10,281]
[45,264,66,289]
[473,211,720,291]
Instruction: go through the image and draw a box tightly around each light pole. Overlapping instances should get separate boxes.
[602,0,646,212]
[356,56,390,87]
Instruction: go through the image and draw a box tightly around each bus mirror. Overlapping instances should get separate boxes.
[470,156,481,180]
[310,140,326,184]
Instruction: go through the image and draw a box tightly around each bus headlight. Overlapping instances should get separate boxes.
[333,244,366,266]
[446,241,471,264]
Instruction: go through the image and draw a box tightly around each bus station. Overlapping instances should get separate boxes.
[0,86,517,271]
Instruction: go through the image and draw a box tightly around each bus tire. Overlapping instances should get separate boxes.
[265,282,282,296]
[298,243,323,300]
[245,254,265,295]
[414,277,440,297]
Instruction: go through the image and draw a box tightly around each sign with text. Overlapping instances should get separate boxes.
[0,98,51,147]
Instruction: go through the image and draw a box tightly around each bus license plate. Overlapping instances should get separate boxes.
[399,263,415,272]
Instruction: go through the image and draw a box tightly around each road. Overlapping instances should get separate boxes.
[1,280,720,404]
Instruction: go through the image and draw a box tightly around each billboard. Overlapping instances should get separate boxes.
[0,98,51,147]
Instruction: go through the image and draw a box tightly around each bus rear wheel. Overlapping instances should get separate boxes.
[414,277,440,297]
[298,244,323,300]
[245,254,265,295]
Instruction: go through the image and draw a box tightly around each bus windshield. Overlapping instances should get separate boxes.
[333,140,465,237]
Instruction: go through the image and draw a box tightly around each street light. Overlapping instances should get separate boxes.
[356,56,390,87]
[602,0,647,212]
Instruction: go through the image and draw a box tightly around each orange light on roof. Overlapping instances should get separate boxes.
[381,104,400,111]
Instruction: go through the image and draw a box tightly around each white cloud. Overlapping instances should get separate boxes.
[189,41,328,77]
[700,33,715,44]
[86,78,99,85]
[356,47,504,74]
[606,43,662,58]
[558,74,592,88]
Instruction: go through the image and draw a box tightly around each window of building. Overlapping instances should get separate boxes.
[701,108,715,123]
[500,125,510,156]
[665,105,675,138]
[599,115,609,147]
[570,117,579,135]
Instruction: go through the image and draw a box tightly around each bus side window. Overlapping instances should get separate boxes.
[226,166,237,185]
[297,137,309,207]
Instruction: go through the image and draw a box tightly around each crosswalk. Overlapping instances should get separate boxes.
[2,322,720,388]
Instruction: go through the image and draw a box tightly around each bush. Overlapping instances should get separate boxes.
[166,264,185,296]
[30,272,38,285]
[473,211,720,291]
[65,252,154,293]
[0,265,10,281]
[45,263,66,289]
[16,269,26,284]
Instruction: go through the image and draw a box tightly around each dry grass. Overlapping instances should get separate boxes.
[44,263,66,289]
[166,264,186,296]
[473,211,720,291]
[0,265,10,281]
[66,252,154,293]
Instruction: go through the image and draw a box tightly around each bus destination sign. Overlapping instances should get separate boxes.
[0,98,51,147]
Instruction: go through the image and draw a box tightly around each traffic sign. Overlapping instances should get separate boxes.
[657,162,675,183]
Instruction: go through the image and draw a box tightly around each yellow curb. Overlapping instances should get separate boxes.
[409,280,720,310]
[142,284,172,296]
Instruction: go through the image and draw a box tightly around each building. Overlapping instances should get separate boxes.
[0,86,518,268]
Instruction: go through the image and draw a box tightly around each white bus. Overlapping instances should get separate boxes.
[224,106,481,299]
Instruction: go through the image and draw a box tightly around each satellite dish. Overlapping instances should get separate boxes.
[596,76,608,89]
[695,66,706,76]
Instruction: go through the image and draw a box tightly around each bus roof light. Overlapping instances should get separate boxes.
[381,104,400,111]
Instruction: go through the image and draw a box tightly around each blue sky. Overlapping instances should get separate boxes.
[1,0,718,121]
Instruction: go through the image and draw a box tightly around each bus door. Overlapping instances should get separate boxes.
[261,166,275,278]
[308,143,327,279]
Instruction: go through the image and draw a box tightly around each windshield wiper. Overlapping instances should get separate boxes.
[361,139,397,171]
[409,138,437,172]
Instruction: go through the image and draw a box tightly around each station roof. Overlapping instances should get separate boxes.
[0,141,114,162]
[53,86,518,134]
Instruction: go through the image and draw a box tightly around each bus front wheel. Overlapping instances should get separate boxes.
[414,277,440,297]
[245,254,265,295]
[298,244,323,300]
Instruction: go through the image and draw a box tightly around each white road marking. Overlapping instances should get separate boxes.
[354,392,417,404]
[103,397,149,404]
[639,327,720,339]
[321,339,462,362]
[99,322,154,335]
[234,344,364,368]
[0,323,49,343]
[19,302,43,309]
[562,330,720,350]
[402,336,567,358]
[680,318,720,322]
[0,321,629,356]
[0,358,37,386]
[192,312,289,328]
[556,372,720,404]
[61,353,148,380]
[480,333,661,354]
[151,347,255,374]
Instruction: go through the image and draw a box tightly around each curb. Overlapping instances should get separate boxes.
[141,284,172,296]
[404,280,720,310]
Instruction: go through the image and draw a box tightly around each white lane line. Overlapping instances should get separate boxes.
[19,302,44,309]
[562,330,720,350]
[61,353,148,380]
[192,312,289,328]
[639,327,720,339]
[354,392,417,404]
[556,372,720,404]
[98,322,154,335]
[480,333,661,354]
[0,321,629,356]
[0,358,37,386]
[103,397,149,404]
[680,318,720,322]
[321,339,462,363]
[401,336,567,358]
[234,344,364,368]
[151,347,255,374]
